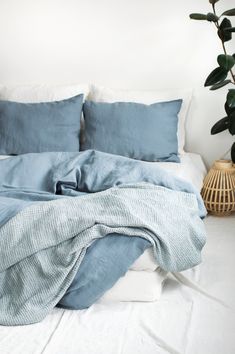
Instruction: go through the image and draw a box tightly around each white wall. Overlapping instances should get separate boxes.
[0,0,234,166]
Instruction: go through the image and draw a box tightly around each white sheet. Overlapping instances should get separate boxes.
[152,152,207,192]
[100,268,167,302]
[1,215,234,354]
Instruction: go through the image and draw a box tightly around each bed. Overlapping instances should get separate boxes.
[0,88,235,354]
[1,152,233,354]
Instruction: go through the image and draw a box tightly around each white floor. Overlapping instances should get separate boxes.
[0,215,235,354]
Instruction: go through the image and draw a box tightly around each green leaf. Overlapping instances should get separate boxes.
[225,101,235,115]
[224,27,235,32]
[211,117,229,134]
[231,142,235,163]
[204,67,228,87]
[228,112,235,135]
[210,79,231,90]
[209,0,220,4]
[207,12,219,22]
[222,9,235,16]
[227,89,235,108]
[218,18,232,42]
[217,54,235,70]
[189,13,207,20]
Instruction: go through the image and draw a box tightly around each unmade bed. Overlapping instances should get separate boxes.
[0,152,234,353]
[0,83,234,354]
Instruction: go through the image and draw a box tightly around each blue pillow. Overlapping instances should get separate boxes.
[0,94,83,155]
[82,100,182,162]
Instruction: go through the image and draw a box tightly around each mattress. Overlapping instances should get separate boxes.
[0,215,234,354]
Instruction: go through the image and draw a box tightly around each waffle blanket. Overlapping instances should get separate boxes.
[0,150,206,325]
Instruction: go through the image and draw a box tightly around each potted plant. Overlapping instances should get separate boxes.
[190,0,235,163]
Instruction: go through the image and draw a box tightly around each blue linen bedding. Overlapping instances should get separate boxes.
[0,150,206,325]
[58,234,151,310]
[0,94,84,154]
[82,100,181,162]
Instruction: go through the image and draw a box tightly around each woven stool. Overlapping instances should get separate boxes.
[201,160,235,216]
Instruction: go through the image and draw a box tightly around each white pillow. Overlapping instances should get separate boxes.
[88,85,193,154]
[0,83,89,103]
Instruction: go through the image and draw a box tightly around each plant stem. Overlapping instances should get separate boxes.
[212,3,235,84]
[220,146,231,160]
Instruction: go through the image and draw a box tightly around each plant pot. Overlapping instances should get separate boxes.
[201,159,235,216]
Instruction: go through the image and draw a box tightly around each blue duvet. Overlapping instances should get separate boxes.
[0,150,206,317]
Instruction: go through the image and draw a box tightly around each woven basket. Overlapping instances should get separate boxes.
[201,160,235,216]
